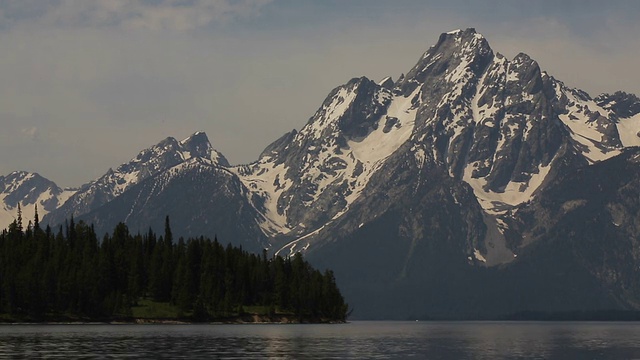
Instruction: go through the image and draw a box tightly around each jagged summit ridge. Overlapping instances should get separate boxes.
[384,28,634,214]
[42,131,228,227]
[269,28,640,261]
[103,131,227,194]
[230,27,640,253]
[396,28,491,100]
[0,171,76,229]
[595,91,640,147]
[596,91,640,119]
[232,75,419,237]
[179,131,230,167]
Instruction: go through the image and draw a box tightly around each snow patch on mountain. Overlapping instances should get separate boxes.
[235,80,419,240]
[555,84,621,163]
[473,248,487,263]
[233,159,293,236]
[349,88,419,166]
[463,157,554,213]
[297,87,360,141]
[342,89,419,203]
[0,171,76,229]
[275,223,326,257]
[471,62,493,125]
[617,113,640,147]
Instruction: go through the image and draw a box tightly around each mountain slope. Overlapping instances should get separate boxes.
[0,171,75,229]
[268,28,640,318]
[276,28,623,256]
[77,157,268,252]
[43,132,228,227]
[510,146,640,306]
[232,76,418,240]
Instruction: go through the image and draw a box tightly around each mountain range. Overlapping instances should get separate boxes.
[3,28,640,319]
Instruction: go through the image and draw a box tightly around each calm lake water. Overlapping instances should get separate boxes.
[1,321,640,359]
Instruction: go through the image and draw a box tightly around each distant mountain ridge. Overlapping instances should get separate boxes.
[4,28,640,319]
[0,171,76,229]
[43,132,229,229]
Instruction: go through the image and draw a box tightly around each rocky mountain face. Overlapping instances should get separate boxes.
[4,28,640,319]
[0,171,76,229]
[76,157,269,253]
[42,132,229,230]
[256,28,640,318]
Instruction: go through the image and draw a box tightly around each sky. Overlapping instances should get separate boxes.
[1,0,639,187]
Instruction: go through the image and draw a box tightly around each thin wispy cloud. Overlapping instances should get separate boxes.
[20,126,39,141]
[0,0,273,31]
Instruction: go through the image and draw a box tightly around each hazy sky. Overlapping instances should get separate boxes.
[1,0,639,187]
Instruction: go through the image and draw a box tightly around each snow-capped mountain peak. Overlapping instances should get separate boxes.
[596,91,640,119]
[398,28,492,98]
[233,74,420,238]
[595,92,640,147]
[42,131,228,227]
[180,131,230,166]
[0,171,75,229]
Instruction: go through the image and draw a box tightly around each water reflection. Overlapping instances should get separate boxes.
[1,322,640,359]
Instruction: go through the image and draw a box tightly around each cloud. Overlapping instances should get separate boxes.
[0,0,273,31]
[20,126,39,141]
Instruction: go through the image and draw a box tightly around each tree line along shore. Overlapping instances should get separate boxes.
[0,206,349,323]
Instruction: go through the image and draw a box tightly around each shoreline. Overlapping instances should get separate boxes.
[0,314,347,325]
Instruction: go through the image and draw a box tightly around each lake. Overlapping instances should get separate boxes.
[1,321,640,359]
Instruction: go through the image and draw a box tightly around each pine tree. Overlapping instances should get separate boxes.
[33,205,40,232]
[164,216,173,245]
[16,203,23,234]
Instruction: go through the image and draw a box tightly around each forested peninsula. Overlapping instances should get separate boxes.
[0,208,349,323]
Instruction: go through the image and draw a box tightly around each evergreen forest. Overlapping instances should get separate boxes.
[0,206,349,323]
